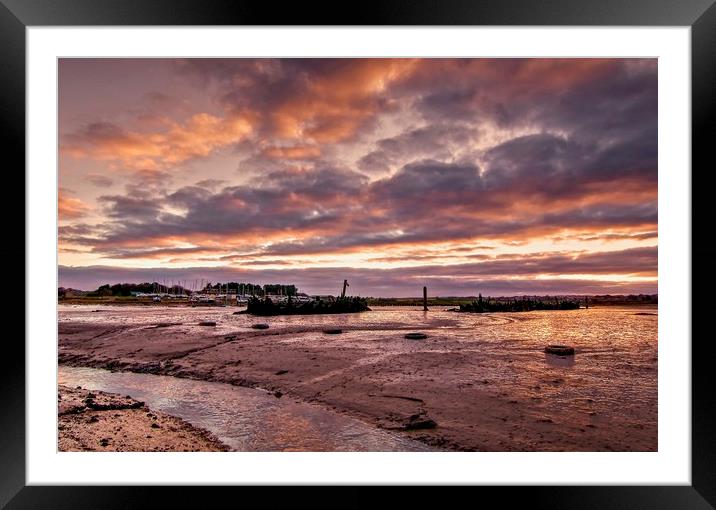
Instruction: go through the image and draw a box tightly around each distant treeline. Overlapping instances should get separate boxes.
[587,294,657,305]
[59,282,299,297]
[81,283,161,297]
[367,294,657,307]
[245,296,370,316]
[458,294,581,313]
[367,296,475,307]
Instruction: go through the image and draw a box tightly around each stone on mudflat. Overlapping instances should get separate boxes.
[544,344,575,355]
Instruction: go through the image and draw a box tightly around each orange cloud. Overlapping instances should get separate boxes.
[58,189,90,220]
[271,59,417,143]
[62,112,254,170]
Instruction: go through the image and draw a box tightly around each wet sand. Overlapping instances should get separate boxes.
[58,305,657,451]
[58,385,228,451]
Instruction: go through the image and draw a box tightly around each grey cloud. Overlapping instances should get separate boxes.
[358,124,478,173]
[99,194,163,220]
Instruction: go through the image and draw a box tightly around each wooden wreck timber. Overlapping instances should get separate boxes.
[457,294,581,313]
[244,296,371,316]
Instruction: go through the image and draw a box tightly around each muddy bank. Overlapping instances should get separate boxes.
[58,385,228,452]
[58,305,657,452]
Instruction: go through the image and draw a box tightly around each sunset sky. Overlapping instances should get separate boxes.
[58,58,657,296]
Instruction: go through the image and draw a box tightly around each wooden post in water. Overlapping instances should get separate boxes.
[341,279,349,299]
[423,286,428,311]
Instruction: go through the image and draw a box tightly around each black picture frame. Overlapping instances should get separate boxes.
[4,0,714,507]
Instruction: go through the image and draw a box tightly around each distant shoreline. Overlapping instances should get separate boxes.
[58,295,657,308]
[57,297,658,309]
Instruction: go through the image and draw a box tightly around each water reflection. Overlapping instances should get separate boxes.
[544,353,576,368]
[59,366,435,452]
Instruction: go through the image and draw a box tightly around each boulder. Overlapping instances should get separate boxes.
[544,344,575,355]
[405,413,437,430]
[155,322,181,328]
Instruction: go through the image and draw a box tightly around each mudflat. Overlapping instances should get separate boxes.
[58,304,658,451]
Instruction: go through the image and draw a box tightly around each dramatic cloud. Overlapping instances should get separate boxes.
[59,58,658,295]
[176,58,417,143]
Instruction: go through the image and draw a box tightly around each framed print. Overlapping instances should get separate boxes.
[5,0,715,506]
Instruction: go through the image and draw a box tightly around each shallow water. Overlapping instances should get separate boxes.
[58,365,435,452]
